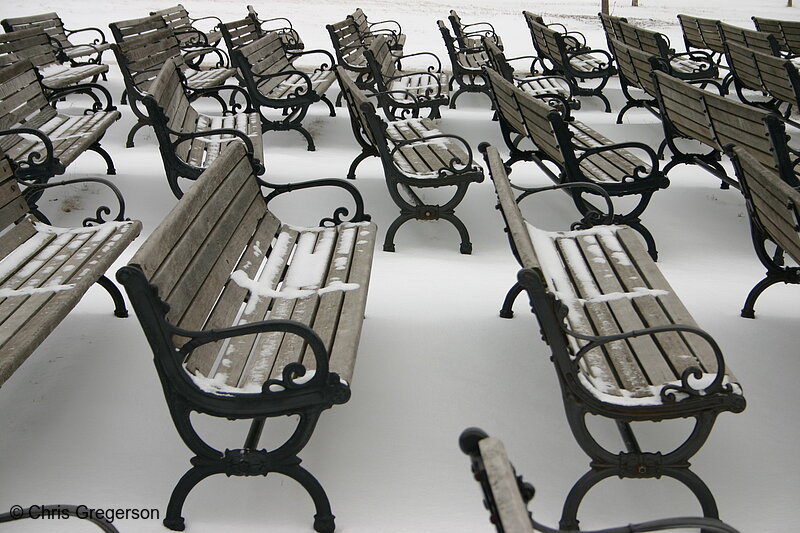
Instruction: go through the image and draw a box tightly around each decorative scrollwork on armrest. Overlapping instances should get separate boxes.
[575,140,661,180]
[396,51,443,73]
[0,128,57,175]
[20,176,129,225]
[257,176,370,225]
[512,181,615,227]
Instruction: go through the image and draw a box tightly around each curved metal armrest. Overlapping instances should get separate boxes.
[671,50,716,66]
[0,128,55,169]
[169,128,257,163]
[190,15,223,26]
[259,16,294,28]
[567,47,613,66]
[390,133,479,179]
[184,46,230,68]
[174,28,210,47]
[176,318,334,392]
[563,321,731,401]
[64,26,108,45]
[258,176,370,225]
[288,48,335,67]
[189,84,254,113]
[367,88,421,105]
[575,140,661,177]
[45,82,116,112]
[368,19,403,35]
[512,181,614,224]
[21,176,129,224]
[462,21,497,33]
[252,68,314,93]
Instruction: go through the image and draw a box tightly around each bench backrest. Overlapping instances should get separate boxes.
[484,67,564,167]
[364,35,399,81]
[109,17,186,95]
[1,12,72,51]
[326,18,367,70]
[731,42,800,110]
[481,143,540,270]
[150,4,193,32]
[522,11,566,70]
[717,22,779,56]
[0,27,59,69]
[598,12,627,42]
[232,33,293,91]
[483,37,515,81]
[0,60,56,156]
[652,69,784,176]
[728,145,800,265]
[334,65,383,151]
[141,58,198,163]
[0,151,33,235]
[124,142,279,373]
[219,17,263,52]
[608,36,659,96]
[618,20,670,58]
[677,13,724,53]
[752,16,800,56]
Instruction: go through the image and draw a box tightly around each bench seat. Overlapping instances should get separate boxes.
[0,154,141,387]
[385,118,469,179]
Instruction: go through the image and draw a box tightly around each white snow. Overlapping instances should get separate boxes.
[1,1,799,532]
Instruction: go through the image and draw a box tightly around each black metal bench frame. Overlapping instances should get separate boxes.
[480,142,745,530]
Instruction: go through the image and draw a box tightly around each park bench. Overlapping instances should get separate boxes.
[140,57,263,198]
[437,21,492,109]
[752,16,800,58]
[459,428,742,533]
[246,5,304,51]
[109,15,238,147]
[723,40,800,124]
[523,11,616,112]
[725,144,800,319]
[605,35,664,124]
[228,31,337,150]
[335,65,484,254]
[480,141,745,530]
[483,67,667,259]
[651,67,791,189]
[0,149,141,388]
[150,4,222,49]
[677,14,727,65]
[482,36,578,121]
[327,17,372,90]
[447,9,503,51]
[1,12,110,66]
[348,7,406,53]
[0,60,119,191]
[617,19,720,84]
[0,27,110,97]
[116,141,375,533]
[364,34,449,118]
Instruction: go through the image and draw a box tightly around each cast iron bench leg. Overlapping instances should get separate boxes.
[95,275,128,318]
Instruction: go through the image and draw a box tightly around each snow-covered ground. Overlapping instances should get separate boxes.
[1,1,799,531]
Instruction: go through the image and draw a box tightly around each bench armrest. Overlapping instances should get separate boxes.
[251,68,314,95]
[184,45,230,69]
[63,26,108,45]
[258,176,371,225]
[21,176,129,225]
[189,85,255,114]
[549,24,587,49]
[390,133,483,184]
[512,181,615,227]
[461,21,497,34]
[176,318,343,398]
[168,128,264,176]
[287,48,335,68]
[189,14,223,26]
[44,81,116,112]
[0,127,57,174]
[367,19,403,35]
[174,27,210,48]
[574,140,661,179]
[395,51,443,72]
[566,47,614,70]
